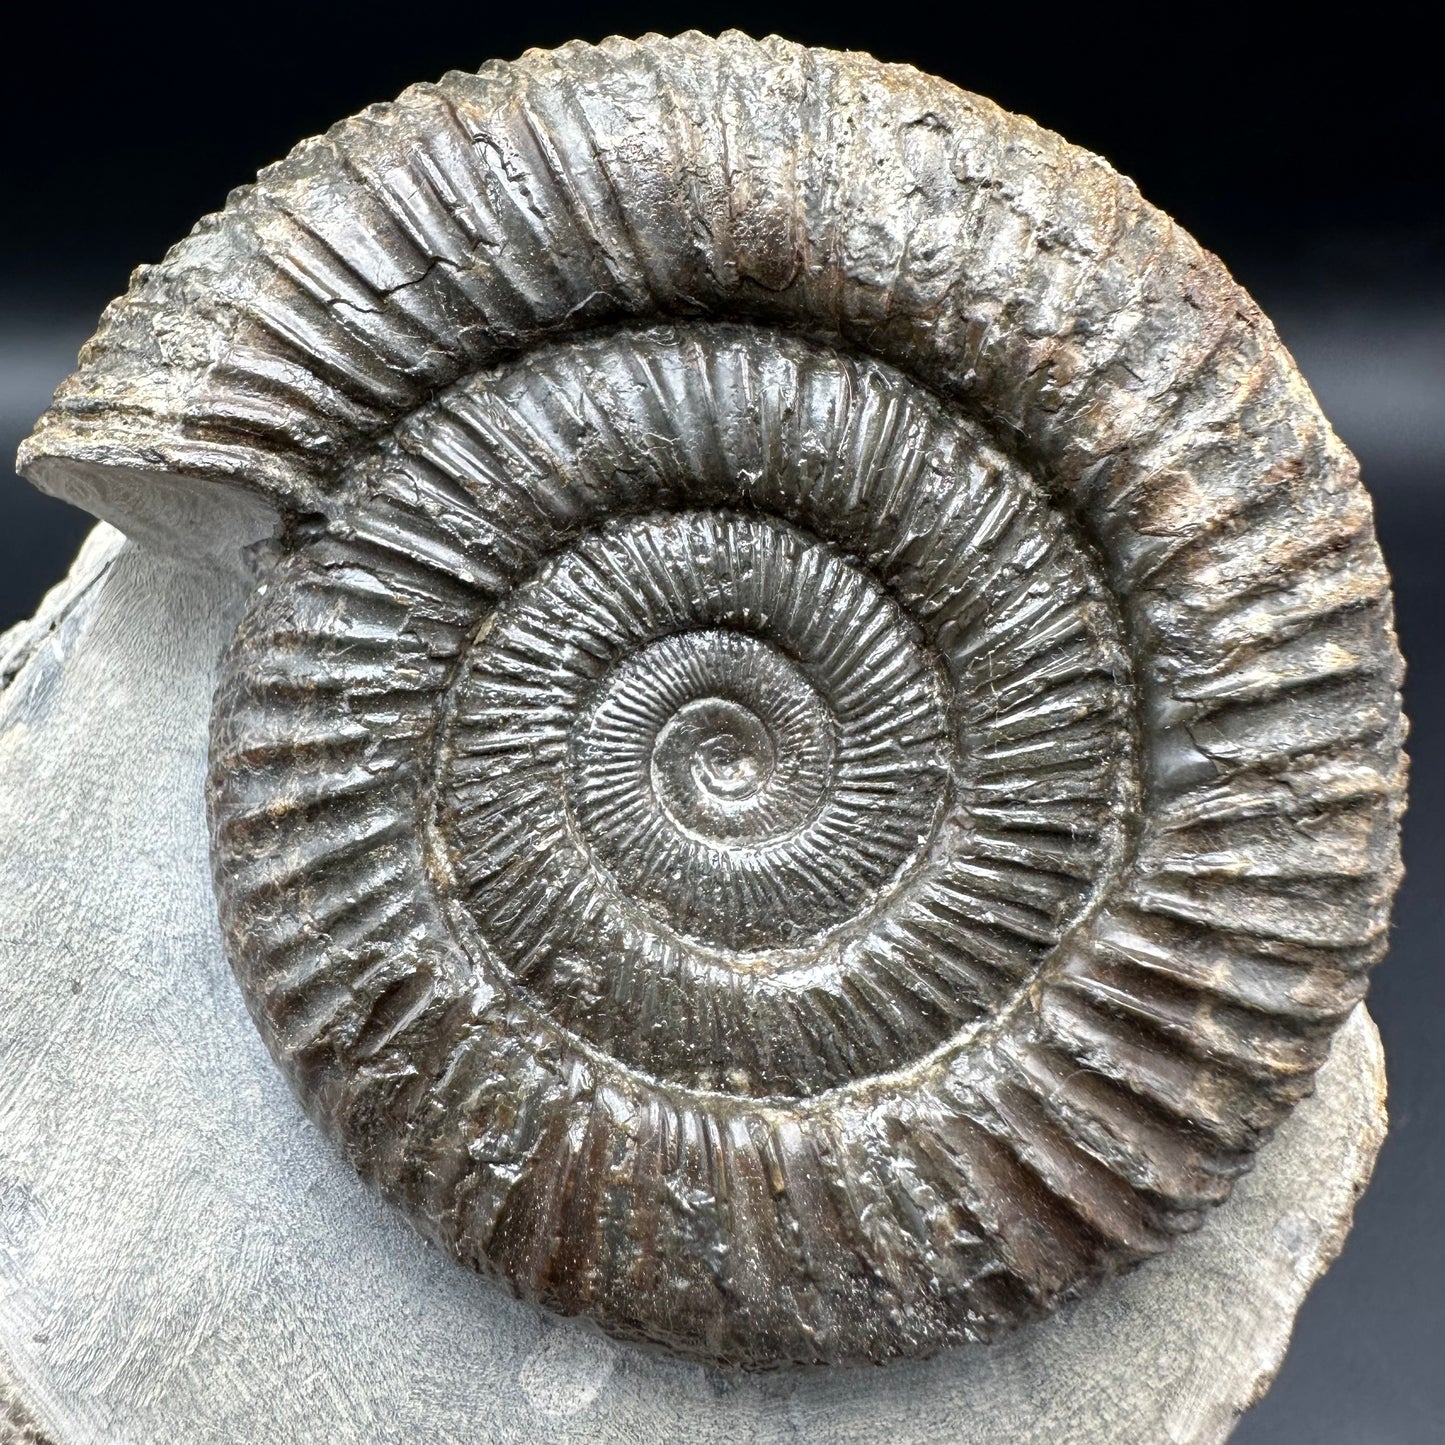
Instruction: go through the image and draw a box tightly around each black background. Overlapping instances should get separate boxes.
[2,5,1440,1439]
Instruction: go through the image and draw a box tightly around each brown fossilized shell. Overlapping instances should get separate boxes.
[18,32,1406,1369]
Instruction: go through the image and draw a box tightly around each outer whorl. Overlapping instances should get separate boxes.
[18,32,1406,1369]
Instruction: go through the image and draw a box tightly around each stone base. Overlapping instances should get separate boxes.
[0,529,1386,1445]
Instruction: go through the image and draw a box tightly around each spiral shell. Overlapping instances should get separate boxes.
[19,32,1405,1369]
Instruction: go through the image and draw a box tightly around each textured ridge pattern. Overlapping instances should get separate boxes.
[19,32,1405,1370]
[219,331,1135,1116]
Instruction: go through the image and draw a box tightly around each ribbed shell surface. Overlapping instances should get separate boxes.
[18,32,1405,1369]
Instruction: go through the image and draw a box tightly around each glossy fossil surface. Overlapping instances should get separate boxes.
[19,32,1405,1369]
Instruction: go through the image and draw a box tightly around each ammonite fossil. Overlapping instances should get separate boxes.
[19,31,1405,1370]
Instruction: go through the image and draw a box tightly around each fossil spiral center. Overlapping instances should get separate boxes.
[643,658,807,835]
[573,627,841,885]
[661,697,771,805]
[453,511,951,960]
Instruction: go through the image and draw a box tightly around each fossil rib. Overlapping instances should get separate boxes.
[18,31,1405,1369]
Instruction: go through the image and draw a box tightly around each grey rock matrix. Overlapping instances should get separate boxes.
[0,528,1391,1442]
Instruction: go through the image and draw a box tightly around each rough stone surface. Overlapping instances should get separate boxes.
[13,33,1406,1369]
[0,530,1388,1441]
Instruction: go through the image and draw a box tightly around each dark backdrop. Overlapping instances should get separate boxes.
[2,5,1440,1440]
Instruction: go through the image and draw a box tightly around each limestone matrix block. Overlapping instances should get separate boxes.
[0,529,1386,1443]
